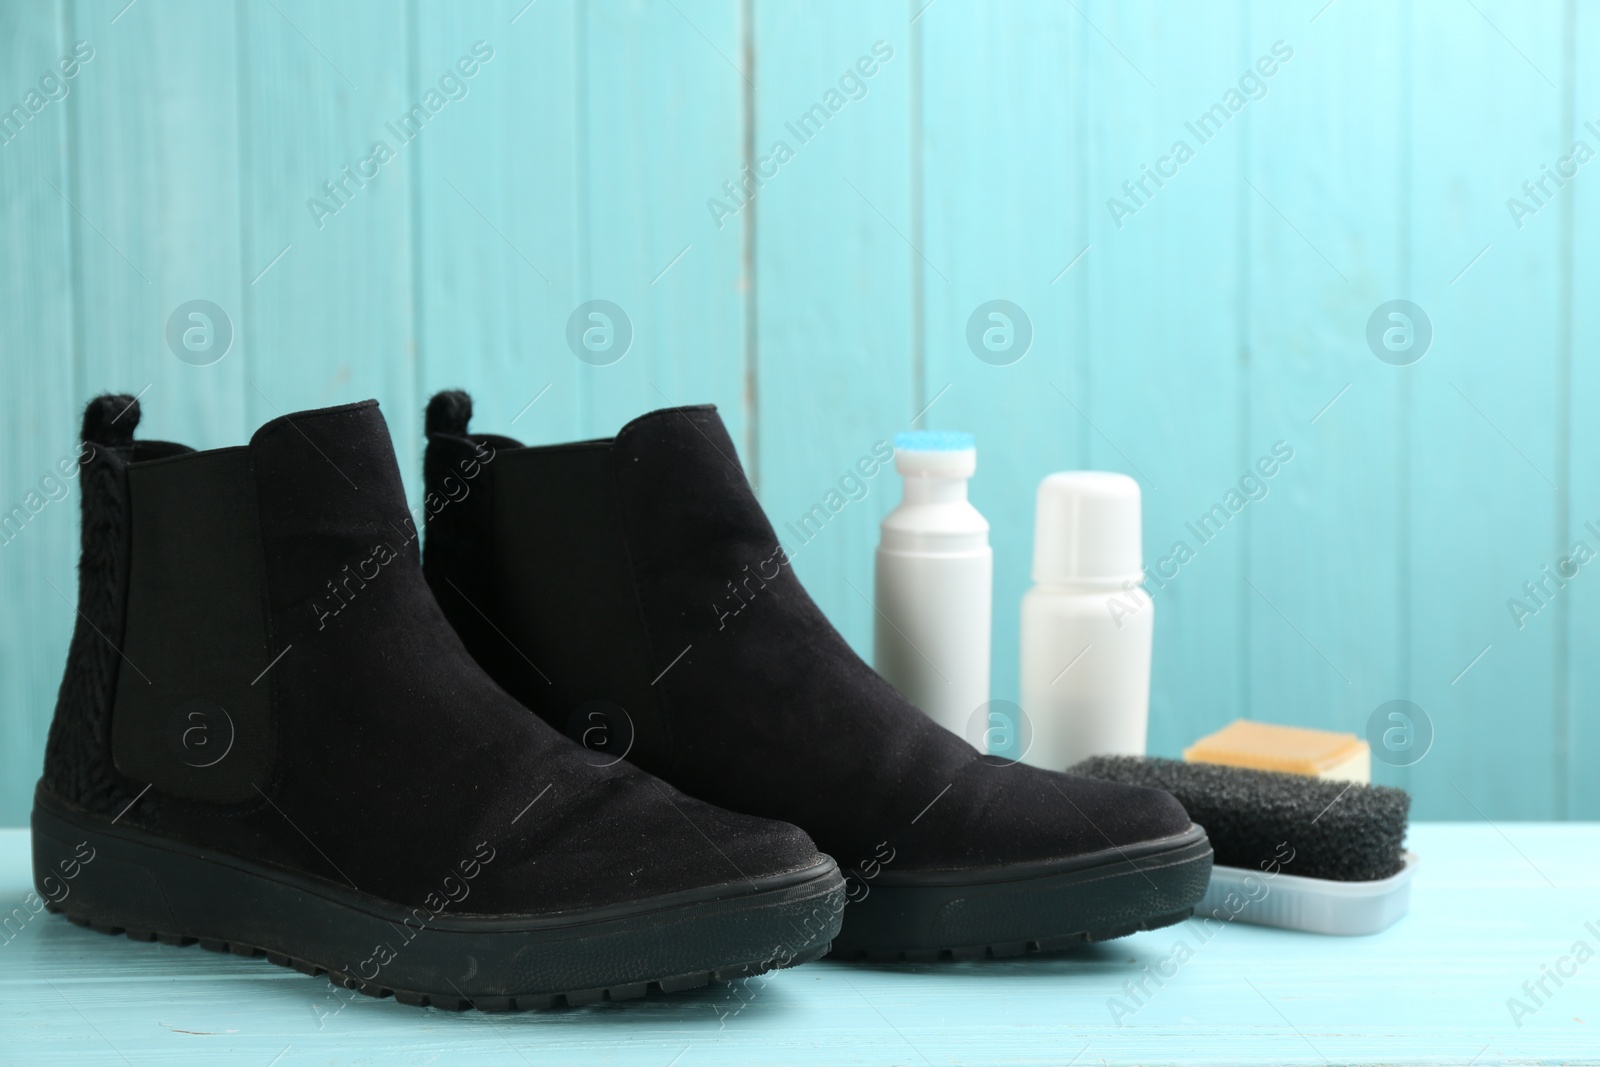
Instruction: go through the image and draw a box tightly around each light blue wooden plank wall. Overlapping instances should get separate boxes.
[1406,0,1569,819]
[1244,0,1407,809]
[1574,2,1600,819]
[0,0,1588,825]
[1,0,78,835]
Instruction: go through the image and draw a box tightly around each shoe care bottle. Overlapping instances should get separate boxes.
[873,431,992,743]
[1019,472,1151,770]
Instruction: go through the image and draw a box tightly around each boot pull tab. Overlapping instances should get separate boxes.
[81,393,141,449]
[426,390,473,437]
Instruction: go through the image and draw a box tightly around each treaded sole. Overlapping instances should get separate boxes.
[33,789,845,1012]
[828,907,1194,963]
[828,824,1212,958]
[49,905,833,1011]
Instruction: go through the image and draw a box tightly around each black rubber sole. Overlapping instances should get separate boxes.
[32,791,845,1011]
[829,823,1212,961]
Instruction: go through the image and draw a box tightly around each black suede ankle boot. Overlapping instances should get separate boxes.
[34,395,844,1009]
[423,392,1212,960]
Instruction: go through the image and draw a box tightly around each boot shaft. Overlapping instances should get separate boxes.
[422,396,920,789]
[47,396,459,813]
[423,406,660,769]
[42,393,673,910]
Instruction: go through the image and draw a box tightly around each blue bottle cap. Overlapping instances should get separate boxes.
[893,430,974,452]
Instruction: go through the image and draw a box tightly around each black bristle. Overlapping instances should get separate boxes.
[1070,756,1409,882]
[426,390,473,436]
[81,393,140,448]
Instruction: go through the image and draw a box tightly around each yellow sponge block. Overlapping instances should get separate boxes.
[1183,720,1371,784]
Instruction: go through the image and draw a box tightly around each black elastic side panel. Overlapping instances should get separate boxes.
[423,431,506,685]
[491,445,671,772]
[112,448,273,802]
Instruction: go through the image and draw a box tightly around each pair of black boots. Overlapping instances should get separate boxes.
[34,391,1211,1011]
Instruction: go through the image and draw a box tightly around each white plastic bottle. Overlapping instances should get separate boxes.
[1019,472,1152,770]
[873,431,992,743]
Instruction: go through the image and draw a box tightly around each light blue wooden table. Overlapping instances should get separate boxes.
[0,823,1593,1065]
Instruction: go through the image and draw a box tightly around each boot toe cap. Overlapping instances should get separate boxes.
[945,761,1197,867]
[1046,771,1195,846]
[677,797,832,881]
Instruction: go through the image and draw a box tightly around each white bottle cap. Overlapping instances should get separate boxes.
[893,430,976,478]
[1032,471,1143,586]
